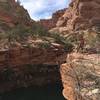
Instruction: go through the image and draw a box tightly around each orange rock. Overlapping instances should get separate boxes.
[51,0,100,33]
[38,9,66,30]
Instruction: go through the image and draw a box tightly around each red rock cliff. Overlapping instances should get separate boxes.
[0,44,67,92]
[50,0,100,33]
[39,9,66,30]
[0,0,31,31]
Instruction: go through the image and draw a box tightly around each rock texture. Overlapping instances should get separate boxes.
[39,9,66,30]
[0,44,67,92]
[0,0,71,93]
[60,53,100,100]
[0,0,31,31]
[0,44,66,67]
[50,0,100,33]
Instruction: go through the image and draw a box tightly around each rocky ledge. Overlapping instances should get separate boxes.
[60,53,100,100]
[0,43,67,93]
[50,0,100,33]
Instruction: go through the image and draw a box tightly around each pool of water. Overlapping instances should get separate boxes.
[0,84,65,100]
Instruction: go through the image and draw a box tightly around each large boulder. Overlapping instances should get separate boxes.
[60,53,100,100]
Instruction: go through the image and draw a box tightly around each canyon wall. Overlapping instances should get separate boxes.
[39,9,66,30]
[0,0,69,93]
[0,0,31,32]
[61,53,100,100]
[0,45,67,92]
[58,0,100,100]
[50,0,100,33]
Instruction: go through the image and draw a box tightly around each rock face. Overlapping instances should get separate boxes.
[0,0,69,93]
[60,53,100,100]
[61,52,100,100]
[60,27,100,100]
[0,45,66,67]
[39,9,66,30]
[0,0,31,31]
[50,0,100,33]
[0,44,67,92]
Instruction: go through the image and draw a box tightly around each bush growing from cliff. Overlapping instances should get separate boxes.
[64,29,100,53]
[0,3,11,11]
[31,22,49,37]
[50,33,66,44]
[7,24,32,42]
[50,33,73,52]
[37,42,51,49]
[7,23,49,41]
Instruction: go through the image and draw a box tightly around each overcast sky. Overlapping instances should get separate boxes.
[18,0,70,20]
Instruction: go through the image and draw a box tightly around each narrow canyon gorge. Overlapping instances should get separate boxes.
[0,0,100,100]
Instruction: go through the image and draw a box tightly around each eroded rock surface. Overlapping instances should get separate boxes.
[50,0,100,33]
[0,0,31,31]
[60,53,100,100]
[0,44,67,92]
[39,9,66,30]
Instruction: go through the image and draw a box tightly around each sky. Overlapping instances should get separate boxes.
[17,0,70,20]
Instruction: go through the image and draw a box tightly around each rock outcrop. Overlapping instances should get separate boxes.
[39,9,66,30]
[0,0,69,93]
[0,43,68,92]
[50,0,100,33]
[0,0,31,32]
[56,1,100,98]
[60,53,100,100]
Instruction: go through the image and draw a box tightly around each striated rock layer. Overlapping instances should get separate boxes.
[0,0,31,32]
[39,9,66,30]
[0,45,67,92]
[60,53,100,100]
[50,0,100,33]
[0,0,68,93]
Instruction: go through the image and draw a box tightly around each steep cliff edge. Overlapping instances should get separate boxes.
[0,0,31,32]
[0,1,100,99]
[0,0,73,93]
[61,53,100,100]
[38,9,66,30]
[0,44,67,92]
[50,0,100,33]
[58,0,100,99]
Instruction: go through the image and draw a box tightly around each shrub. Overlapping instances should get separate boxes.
[7,24,31,42]
[50,33,67,44]
[37,42,51,49]
[50,32,74,52]
[31,23,49,37]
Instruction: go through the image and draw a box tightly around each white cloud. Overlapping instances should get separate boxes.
[19,0,70,20]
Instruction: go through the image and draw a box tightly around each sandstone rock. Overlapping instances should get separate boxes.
[0,0,31,31]
[0,44,67,92]
[51,0,100,33]
[60,53,100,100]
[38,9,66,30]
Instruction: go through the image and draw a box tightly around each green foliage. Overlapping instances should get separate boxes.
[50,33,73,52]
[0,32,6,40]
[7,24,31,42]
[0,20,11,31]
[37,42,51,49]
[31,23,49,37]
[84,31,100,53]
[50,33,67,44]
[0,3,11,11]
[63,42,73,52]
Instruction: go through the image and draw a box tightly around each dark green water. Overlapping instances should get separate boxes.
[0,84,65,100]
